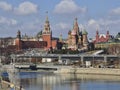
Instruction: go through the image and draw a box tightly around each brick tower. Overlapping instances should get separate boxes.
[106,31,110,40]
[96,30,99,42]
[42,15,52,49]
[15,30,22,51]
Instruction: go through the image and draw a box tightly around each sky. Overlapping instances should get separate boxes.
[0,0,120,39]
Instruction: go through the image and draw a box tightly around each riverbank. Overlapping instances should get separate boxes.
[54,67,120,76]
[1,80,10,90]
[1,80,25,90]
[18,67,120,76]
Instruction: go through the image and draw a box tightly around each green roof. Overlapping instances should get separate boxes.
[37,31,42,36]
[82,29,88,35]
[116,32,120,39]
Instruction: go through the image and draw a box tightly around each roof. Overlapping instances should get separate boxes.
[37,31,42,36]
[99,34,106,38]
[0,45,17,54]
[22,41,47,49]
[116,32,120,39]
[82,29,88,35]
[71,30,76,35]
[52,37,59,40]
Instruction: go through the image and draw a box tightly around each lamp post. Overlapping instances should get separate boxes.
[118,55,120,69]
[18,66,22,90]
[0,58,3,89]
[92,55,95,67]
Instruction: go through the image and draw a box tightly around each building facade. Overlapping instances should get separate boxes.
[93,30,120,49]
[94,30,110,43]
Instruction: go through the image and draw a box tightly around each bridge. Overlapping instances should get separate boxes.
[14,64,72,70]
[9,53,119,69]
[16,54,119,62]
[92,50,104,55]
[16,53,119,58]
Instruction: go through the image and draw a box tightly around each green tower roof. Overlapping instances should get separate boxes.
[82,29,88,35]
[37,31,42,36]
[115,32,120,39]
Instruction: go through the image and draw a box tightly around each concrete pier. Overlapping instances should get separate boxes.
[54,67,120,76]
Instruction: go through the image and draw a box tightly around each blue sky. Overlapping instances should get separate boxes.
[0,0,120,39]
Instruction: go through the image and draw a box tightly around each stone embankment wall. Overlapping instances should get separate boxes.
[55,68,120,76]
[2,80,25,90]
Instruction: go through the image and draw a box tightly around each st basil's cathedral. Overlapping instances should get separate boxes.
[67,18,88,50]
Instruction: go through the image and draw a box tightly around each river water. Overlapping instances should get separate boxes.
[14,72,120,90]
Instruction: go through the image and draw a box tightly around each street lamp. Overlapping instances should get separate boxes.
[10,54,16,64]
[0,58,3,88]
[18,66,22,90]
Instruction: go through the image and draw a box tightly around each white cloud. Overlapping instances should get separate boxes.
[0,1,12,11]
[79,24,85,30]
[87,18,120,30]
[52,22,71,38]
[86,18,120,38]
[98,19,120,26]
[19,19,43,36]
[0,18,41,37]
[22,22,38,30]
[14,1,38,15]
[54,0,87,14]
[88,19,96,26]
[87,19,100,29]
[0,16,17,26]
[111,7,120,15]
[55,22,70,29]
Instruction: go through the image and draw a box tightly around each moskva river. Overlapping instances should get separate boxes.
[9,72,120,90]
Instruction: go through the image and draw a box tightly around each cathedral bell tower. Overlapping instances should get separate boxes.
[42,14,52,49]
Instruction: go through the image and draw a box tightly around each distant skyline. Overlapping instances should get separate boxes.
[0,0,120,39]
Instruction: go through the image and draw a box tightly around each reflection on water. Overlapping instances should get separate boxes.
[17,72,120,90]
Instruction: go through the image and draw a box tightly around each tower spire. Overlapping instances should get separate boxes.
[74,17,78,27]
[73,17,79,35]
[45,11,49,23]
[43,11,51,34]
[42,11,52,49]
[17,30,21,39]
[75,17,77,22]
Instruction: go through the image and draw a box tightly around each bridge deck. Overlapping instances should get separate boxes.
[17,54,119,58]
[15,64,72,70]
